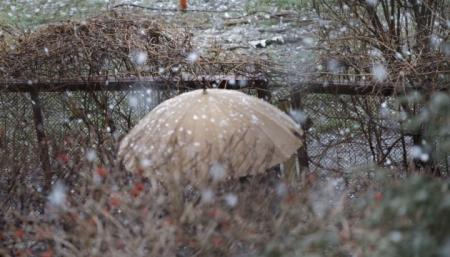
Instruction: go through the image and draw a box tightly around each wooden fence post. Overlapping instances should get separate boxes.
[277,100,299,179]
[30,91,52,194]
[256,82,271,101]
[291,90,310,172]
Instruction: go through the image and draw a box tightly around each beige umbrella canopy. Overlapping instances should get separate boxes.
[118,89,303,181]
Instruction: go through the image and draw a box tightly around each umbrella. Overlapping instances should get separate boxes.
[118,89,303,181]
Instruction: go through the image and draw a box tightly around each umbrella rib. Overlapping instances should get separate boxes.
[206,97,260,176]
[155,93,205,167]
[213,94,297,159]
[237,98,303,152]
[245,101,300,137]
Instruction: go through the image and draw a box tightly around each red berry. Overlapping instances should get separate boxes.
[374,192,383,202]
[56,153,69,165]
[96,166,108,177]
[15,229,25,240]
[110,195,121,207]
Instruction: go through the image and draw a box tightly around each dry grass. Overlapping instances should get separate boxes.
[0,156,364,257]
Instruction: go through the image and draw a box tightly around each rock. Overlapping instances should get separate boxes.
[249,36,284,48]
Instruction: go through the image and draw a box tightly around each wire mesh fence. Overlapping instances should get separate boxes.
[302,93,449,176]
[3,88,448,211]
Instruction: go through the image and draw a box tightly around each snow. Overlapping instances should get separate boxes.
[209,162,226,181]
[86,149,97,162]
[430,35,443,50]
[371,63,388,82]
[366,0,379,7]
[140,159,152,168]
[250,114,259,124]
[186,52,199,63]
[327,59,343,74]
[276,182,287,196]
[129,96,138,107]
[224,193,238,207]
[389,231,403,242]
[310,178,345,218]
[129,50,148,66]
[48,181,67,208]
[302,37,315,46]
[289,109,308,125]
[201,188,215,203]
[410,146,430,162]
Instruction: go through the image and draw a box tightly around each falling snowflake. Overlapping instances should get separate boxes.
[327,59,343,74]
[209,162,226,181]
[186,52,199,63]
[276,182,287,196]
[250,114,259,124]
[224,193,238,207]
[129,96,138,107]
[140,159,152,168]
[389,231,403,242]
[369,48,383,57]
[201,188,215,203]
[430,35,443,50]
[410,145,430,162]
[129,50,148,66]
[366,0,379,7]
[371,63,388,82]
[48,181,67,208]
[289,109,308,125]
[86,149,97,162]
[238,80,248,88]
[302,37,315,46]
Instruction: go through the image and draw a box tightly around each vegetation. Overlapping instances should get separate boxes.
[307,0,449,173]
